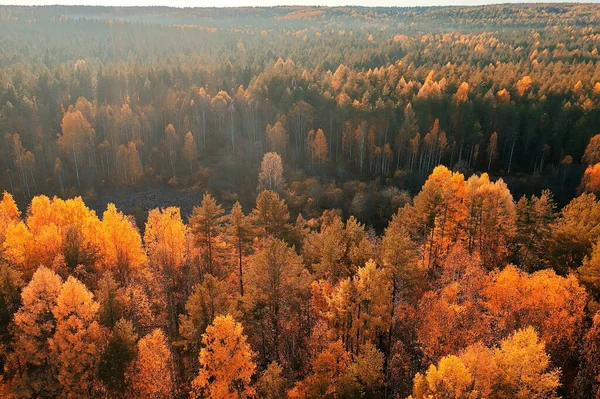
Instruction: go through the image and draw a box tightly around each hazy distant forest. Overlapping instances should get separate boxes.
[1,4,600,399]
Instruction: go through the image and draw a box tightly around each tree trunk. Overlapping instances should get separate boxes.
[238,233,244,297]
[72,141,80,188]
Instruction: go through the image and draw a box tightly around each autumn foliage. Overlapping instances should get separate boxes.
[0,153,599,398]
[192,315,256,399]
[3,3,600,397]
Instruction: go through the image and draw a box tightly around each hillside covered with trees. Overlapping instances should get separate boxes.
[1,4,600,399]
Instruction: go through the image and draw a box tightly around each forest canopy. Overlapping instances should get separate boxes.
[1,4,600,212]
[0,164,599,397]
[1,4,600,399]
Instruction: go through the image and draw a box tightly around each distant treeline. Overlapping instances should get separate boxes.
[0,4,599,211]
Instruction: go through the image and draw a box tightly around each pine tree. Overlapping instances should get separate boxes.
[493,327,560,398]
[126,329,174,398]
[303,213,347,281]
[193,314,256,399]
[247,237,311,363]
[411,327,560,399]
[189,193,225,276]
[353,260,392,348]
[99,319,138,397]
[179,274,233,352]
[289,341,351,398]
[101,204,147,283]
[409,165,467,268]
[164,124,179,179]
[49,276,106,398]
[265,121,288,156]
[183,131,199,175]
[95,271,127,328]
[256,362,286,399]
[307,128,328,171]
[337,342,385,398]
[379,209,422,299]
[463,174,516,269]
[548,193,600,274]
[515,190,556,271]
[251,190,290,239]
[10,266,62,397]
[144,207,188,337]
[0,192,20,255]
[57,109,95,187]
[225,201,254,297]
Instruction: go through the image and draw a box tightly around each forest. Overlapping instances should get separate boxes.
[0,3,600,399]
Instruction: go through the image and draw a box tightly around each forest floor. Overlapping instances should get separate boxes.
[88,185,201,221]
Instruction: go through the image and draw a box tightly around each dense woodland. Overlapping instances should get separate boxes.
[1,4,600,399]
